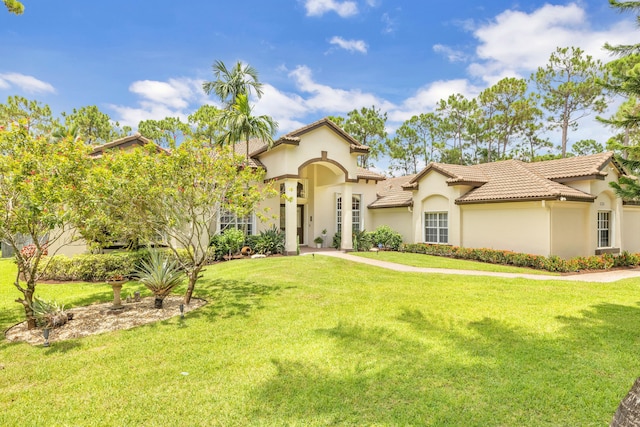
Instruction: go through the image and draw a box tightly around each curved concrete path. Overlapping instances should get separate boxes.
[311,250,640,283]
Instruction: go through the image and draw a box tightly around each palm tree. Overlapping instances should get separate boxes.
[217,94,278,165]
[202,60,264,109]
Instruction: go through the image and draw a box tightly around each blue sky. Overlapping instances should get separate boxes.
[0,0,637,156]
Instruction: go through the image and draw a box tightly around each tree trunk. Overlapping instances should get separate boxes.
[22,284,36,330]
[183,266,202,305]
[611,377,640,427]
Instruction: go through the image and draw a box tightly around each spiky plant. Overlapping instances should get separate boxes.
[30,296,67,328]
[134,250,184,309]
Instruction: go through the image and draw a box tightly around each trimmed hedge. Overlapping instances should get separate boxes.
[400,243,640,273]
[37,251,147,282]
[36,247,217,282]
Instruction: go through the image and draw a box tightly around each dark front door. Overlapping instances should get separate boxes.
[297,205,304,244]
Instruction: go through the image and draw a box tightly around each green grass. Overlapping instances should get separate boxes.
[352,250,560,275]
[1,256,639,426]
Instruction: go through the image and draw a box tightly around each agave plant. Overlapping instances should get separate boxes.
[30,296,67,328]
[134,250,184,309]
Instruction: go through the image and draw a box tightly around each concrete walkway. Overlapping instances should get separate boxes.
[307,250,640,283]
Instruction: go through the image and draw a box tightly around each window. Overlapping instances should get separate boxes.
[336,194,362,233]
[279,179,308,199]
[597,211,610,248]
[425,212,448,244]
[219,208,254,235]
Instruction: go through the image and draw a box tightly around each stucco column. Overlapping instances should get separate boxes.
[341,182,353,251]
[615,197,624,251]
[283,178,298,255]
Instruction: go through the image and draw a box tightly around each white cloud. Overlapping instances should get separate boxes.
[388,79,482,123]
[290,65,394,114]
[329,36,368,54]
[0,73,55,94]
[381,12,396,34]
[469,3,637,83]
[433,44,467,62]
[111,77,207,127]
[304,0,357,17]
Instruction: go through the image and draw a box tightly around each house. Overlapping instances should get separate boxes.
[47,118,640,259]
[395,151,640,258]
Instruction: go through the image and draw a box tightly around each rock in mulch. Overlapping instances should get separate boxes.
[4,296,206,346]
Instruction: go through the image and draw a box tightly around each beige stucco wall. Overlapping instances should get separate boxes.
[461,202,551,255]
[369,207,413,243]
[622,206,640,253]
[408,171,465,245]
[549,202,591,258]
[259,126,361,181]
[46,227,89,258]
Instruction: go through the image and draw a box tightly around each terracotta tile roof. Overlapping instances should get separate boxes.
[250,117,369,157]
[369,175,415,208]
[526,151,613,180]
[356,167,386,181]
[229,138,265,169]
[455,160,595,204]
[90,133,169,157]
[398,152,616,205]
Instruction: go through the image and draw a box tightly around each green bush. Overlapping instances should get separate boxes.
[399,243,640,273]
[330,230,373,252]
[370,225,403,250]
[254,226,285,255]
[134,249,184,308]
[210,228,245,260]
[353,229,372,252]
[37,251,148,282]
[332,232,341,249]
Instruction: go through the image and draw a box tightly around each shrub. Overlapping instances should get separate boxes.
[37,251,147,282]
[134,249,184,309]
[353,229,373,252]
[332,232,341,249]
[29,296,67,328]
[254,226,285,255]
[370,225,403,250]
[210,228,245,260]
[399,243,640,273]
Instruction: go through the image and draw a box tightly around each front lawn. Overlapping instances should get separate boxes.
[1,256,638,426]
[352,250,558,275]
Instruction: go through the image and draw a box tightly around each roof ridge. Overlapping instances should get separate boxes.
[512,160,562,195]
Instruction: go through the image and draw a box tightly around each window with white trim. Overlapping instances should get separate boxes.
[425,212,448,244]
[597,211,611,248]
[219,208,254,235]
[336,194,362,233]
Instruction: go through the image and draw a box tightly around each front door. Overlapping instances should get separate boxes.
[297,205,304,244]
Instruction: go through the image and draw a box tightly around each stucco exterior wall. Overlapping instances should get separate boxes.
[549,203,591,258]
[46,227,89,258]
[622,206,640,253]
[461,202,551,255]
[369,207,413,243]
[259,127,360,181]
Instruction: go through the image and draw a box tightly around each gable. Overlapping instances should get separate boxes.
[406,152,618,205]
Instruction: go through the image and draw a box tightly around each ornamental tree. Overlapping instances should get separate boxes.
[0,123,91,328]
[147,139,277,304]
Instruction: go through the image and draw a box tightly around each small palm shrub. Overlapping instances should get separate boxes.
[134,250,184,309]
[254,226,285,255]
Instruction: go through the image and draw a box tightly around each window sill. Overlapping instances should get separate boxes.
[595,247,620,255]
